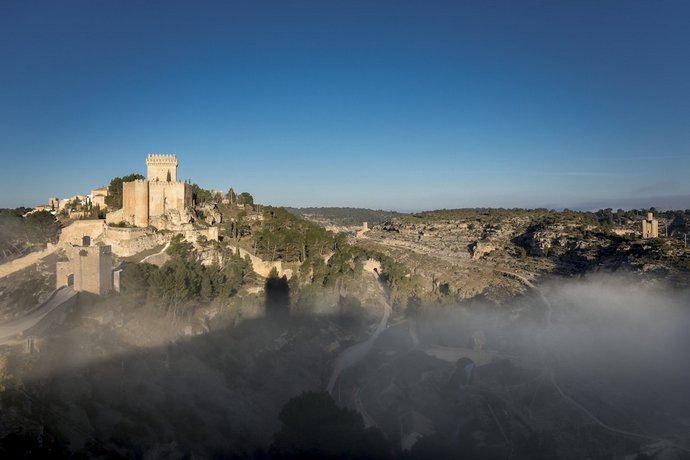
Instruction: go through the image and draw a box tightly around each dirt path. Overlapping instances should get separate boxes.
[140,242,170,264]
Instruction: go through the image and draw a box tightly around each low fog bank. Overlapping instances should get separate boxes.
[540,275,690,399]
[2,274,689,458]
[416,274,690,413]
[377,273,690,458]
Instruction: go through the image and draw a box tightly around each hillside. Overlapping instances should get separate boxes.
[350,208,690,306]
[285,207,401,227]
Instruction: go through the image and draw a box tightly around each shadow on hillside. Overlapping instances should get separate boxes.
[265,272,290,315]
[0,289,383,458]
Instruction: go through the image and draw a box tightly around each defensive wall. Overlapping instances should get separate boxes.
[148,181,193,218]
[122,180,149,228]
[0,243,58,279]
[226,244,292,279]
[58,220,106,245]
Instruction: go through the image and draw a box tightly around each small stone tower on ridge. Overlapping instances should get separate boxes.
[641,212,659,239]
[146,154,178,182]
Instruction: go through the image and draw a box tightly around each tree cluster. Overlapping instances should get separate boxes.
[192,183,213,205]
[236,191,254,207]
[253,207,334,263]
[0,209,60,262]
[105,173,145,210]
[120,235,252,319]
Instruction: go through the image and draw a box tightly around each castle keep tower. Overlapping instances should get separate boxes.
[146,154,178,182]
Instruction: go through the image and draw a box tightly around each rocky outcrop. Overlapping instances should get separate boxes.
[199,203,223,226]
[469,241,496,260]
[167,207,197,226]
[101,227,168,257]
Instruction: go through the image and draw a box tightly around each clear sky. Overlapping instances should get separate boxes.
[1,0,689,211]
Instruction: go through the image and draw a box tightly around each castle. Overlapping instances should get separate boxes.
[106,154,193,228]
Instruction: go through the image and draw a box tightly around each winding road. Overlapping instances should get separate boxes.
[326,274,392,395]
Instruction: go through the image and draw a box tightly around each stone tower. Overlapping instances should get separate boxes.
[56,241,113,295]
[146,154,178,182]
[642,212,659,239]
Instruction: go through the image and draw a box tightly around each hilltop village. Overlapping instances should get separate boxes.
[23,154,293,297]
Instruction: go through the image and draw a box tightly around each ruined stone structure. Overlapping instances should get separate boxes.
[106,154,193,228]
[642,212,659,239]
[56,237,114,295]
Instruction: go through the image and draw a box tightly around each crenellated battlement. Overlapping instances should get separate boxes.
[146,153,178,164]
[146,153,179,182]
[148,179,191,188]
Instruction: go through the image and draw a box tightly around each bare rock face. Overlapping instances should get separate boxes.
[199,203,223,226]
[469,241,496,260]
[381,221,400,233]
[168,207,196,226]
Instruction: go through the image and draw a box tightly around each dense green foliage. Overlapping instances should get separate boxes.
[285,207,401,226]
[254,207,335,262]
[121,234,252,319]
[104,173,145,210]
[225,187,237,205]
[236,191,254,206]
[191,183,213,204]
[235,206,422,309]
[270,391,390,459]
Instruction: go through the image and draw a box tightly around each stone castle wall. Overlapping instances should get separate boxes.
[225,244,292,279]
[102,228,167,257]
[56,261,72,289]
[122,180,149,228]
[148,181,193,218]
[58,220,106,245]
[105,208,125,225]
[103,226,149,241]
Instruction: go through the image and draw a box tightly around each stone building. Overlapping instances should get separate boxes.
[56,237,114,295]
[90,186,108,208]
[642,212,659,239]
[106,154,193,228]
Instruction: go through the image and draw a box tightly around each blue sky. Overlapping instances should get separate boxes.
[1,0,689,211]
